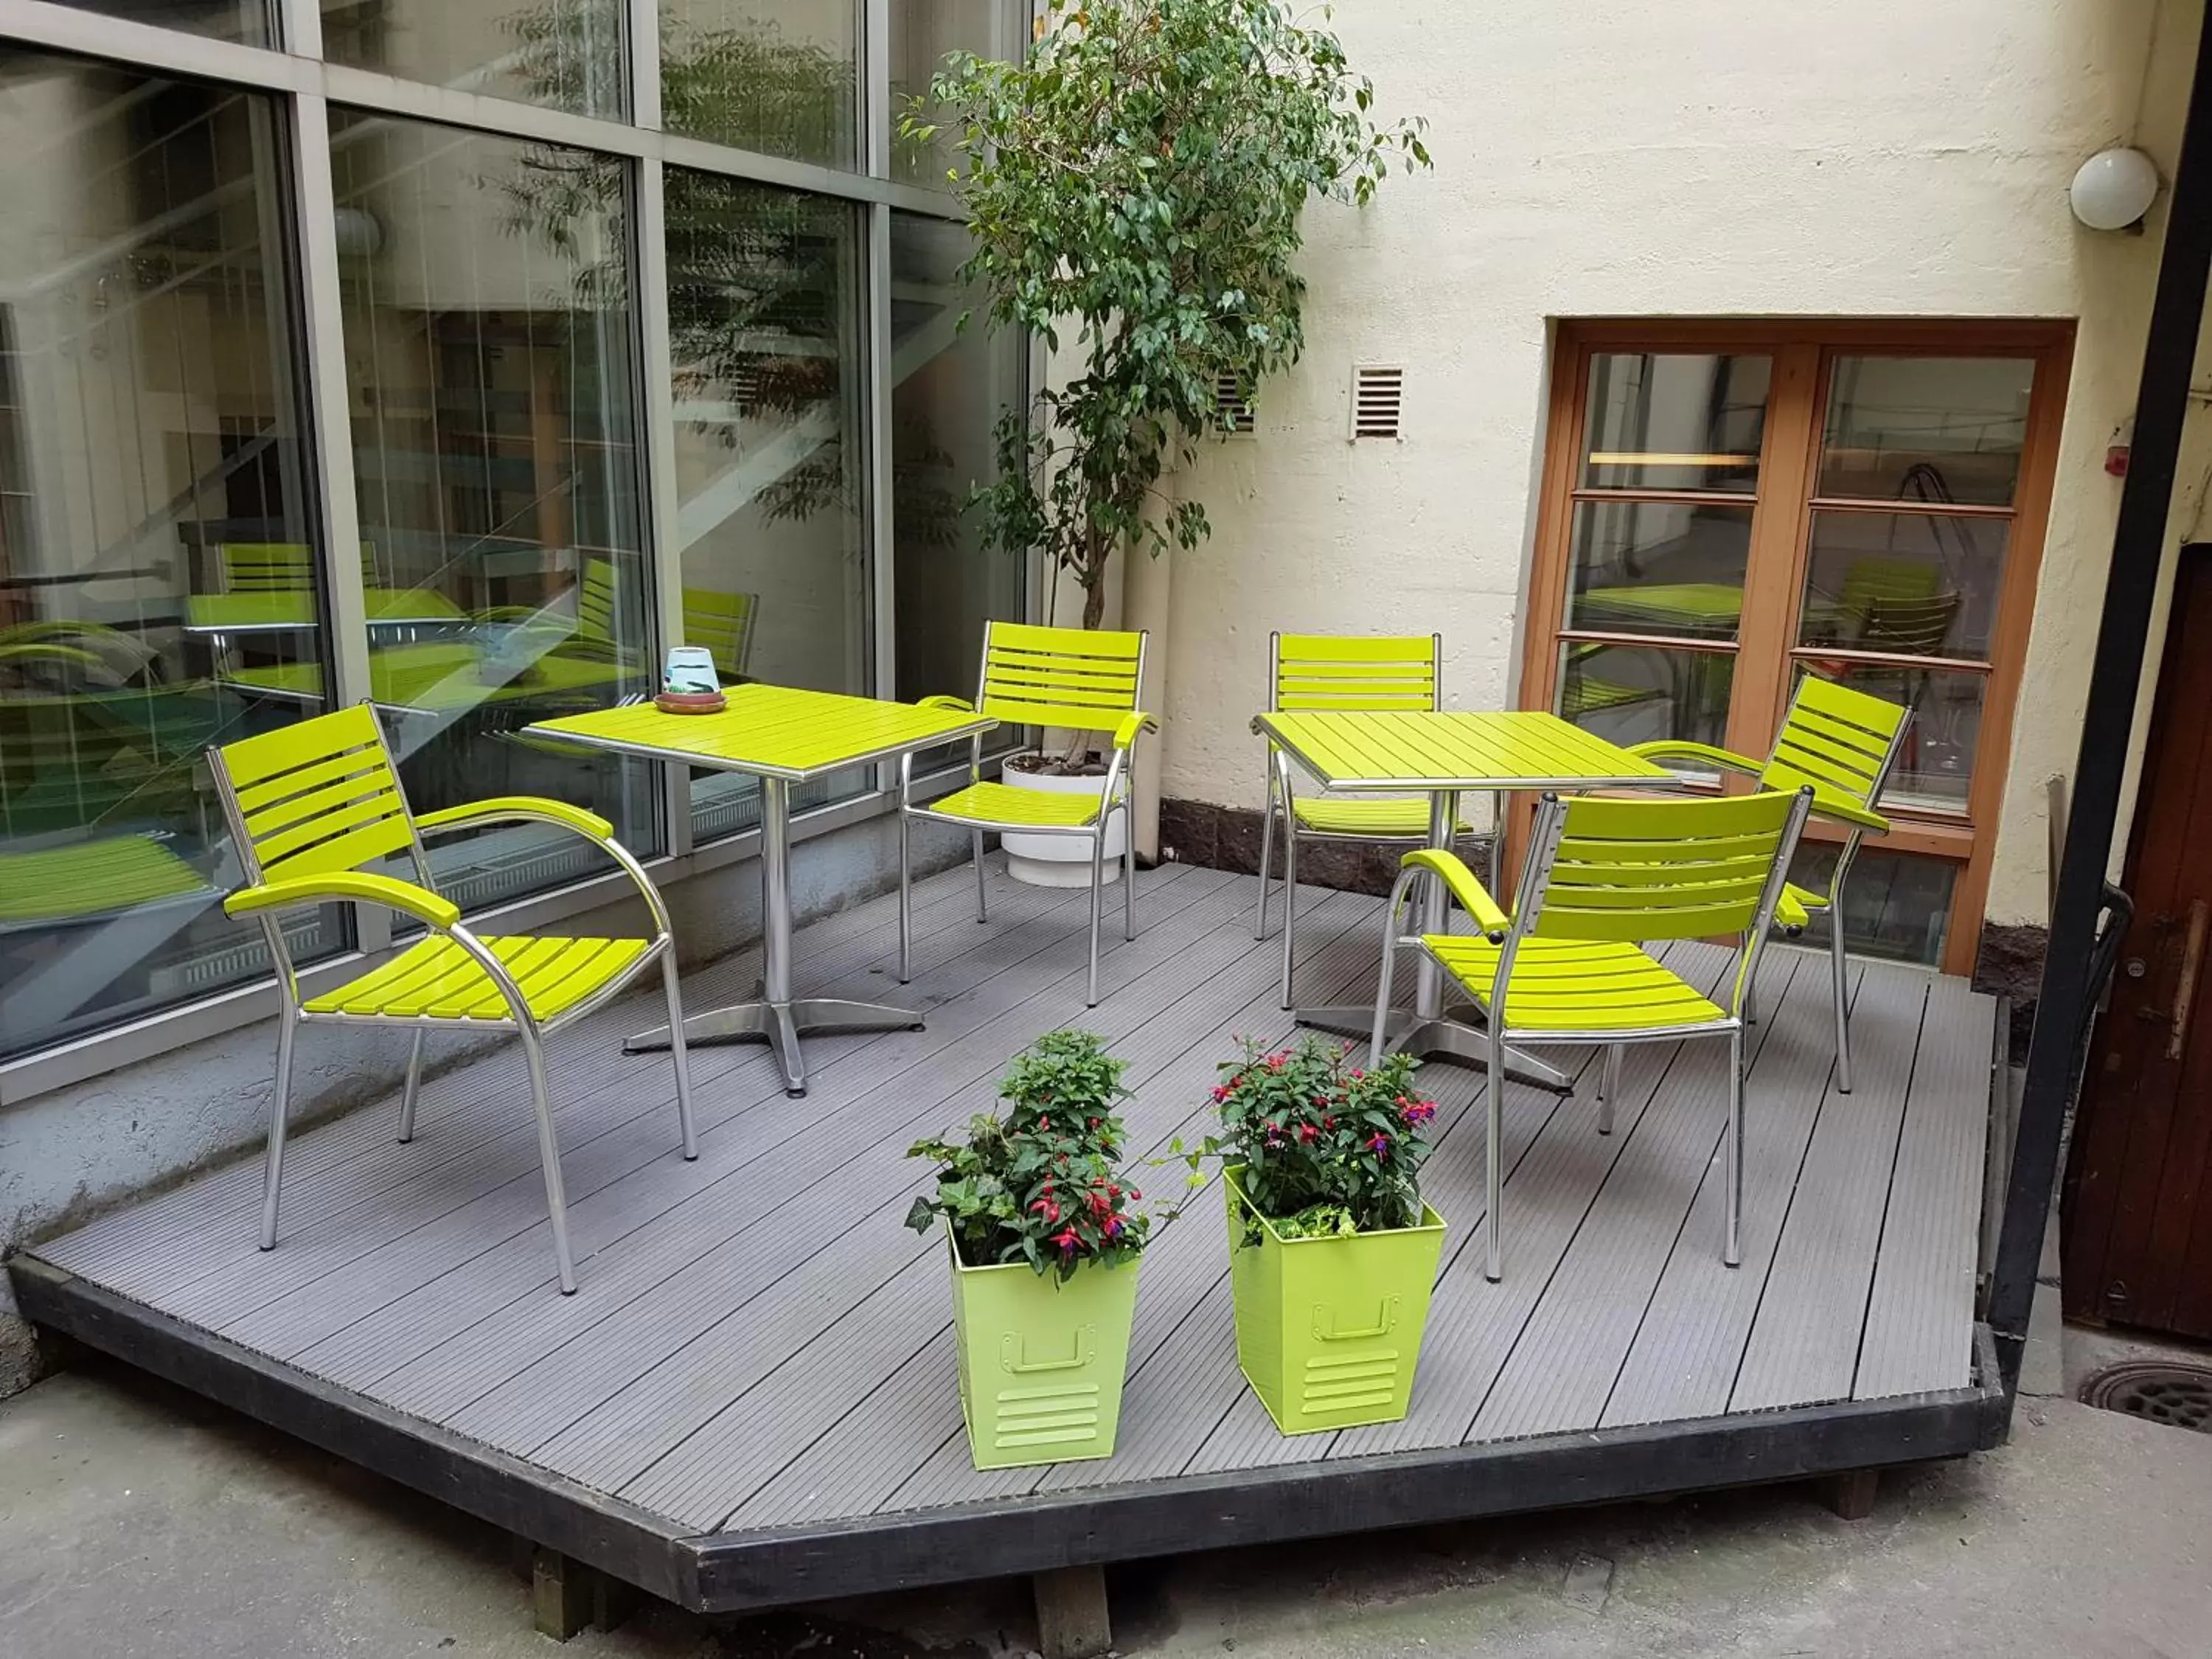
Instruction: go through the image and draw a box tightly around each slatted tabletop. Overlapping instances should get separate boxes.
[528,685,998,781]
[27,858,1995,1555]
[1254,709,1674,793]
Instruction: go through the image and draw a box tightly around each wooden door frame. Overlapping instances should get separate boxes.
[1516,317,2076,976]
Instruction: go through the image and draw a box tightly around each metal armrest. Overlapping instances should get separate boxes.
[1801,790,1891,834]
[1113,710,1159,750]
[414,796,616,844]
[918,693,975,713]
[1775,889,1811,935]
[224,872,459,931]
[1399,848,1510,941]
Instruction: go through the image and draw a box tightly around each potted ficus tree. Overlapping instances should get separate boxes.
[910,0,1429,880]
[906,1030,1150,1470]
[1178,1034,1445,1434]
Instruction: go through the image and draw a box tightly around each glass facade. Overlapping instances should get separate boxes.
[0,8,1024,1068]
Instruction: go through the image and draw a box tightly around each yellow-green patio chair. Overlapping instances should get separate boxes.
[1627,672,1910,1094]
[897,621,1154,1008]
[209,703,698,1295]
[1371,786,1816,1282]
[1256,632,1475,1009]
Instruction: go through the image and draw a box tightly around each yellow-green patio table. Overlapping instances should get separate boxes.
[1250,708,1673,1090]
[226,642,633,712]
[524,685,997,1095]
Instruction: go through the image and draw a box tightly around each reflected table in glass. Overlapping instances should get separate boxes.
[185,589,468,635]
[526,686,997,1095]
[1251,709,1672,1091]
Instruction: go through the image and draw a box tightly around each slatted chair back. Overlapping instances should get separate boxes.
[577,557,620,642]
[684,588,757,680]
[212,703,420,887]
[221,543,379,593]
[1756,672,1910,817]
[973,620,1145,734]
[1270,633,1441,714]
[1858,589,1961,657]
[1515,789,1810,948]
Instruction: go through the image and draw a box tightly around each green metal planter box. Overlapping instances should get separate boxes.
[1225,1165,1447,1435]
[947,1234,1141,1470]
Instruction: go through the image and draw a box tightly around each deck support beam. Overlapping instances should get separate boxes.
[1033,1565,1112,1659]
[1820,1468,1880,1520]
[532,1548,594,1641]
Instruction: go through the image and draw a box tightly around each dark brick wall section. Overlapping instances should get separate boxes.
[1158,798,1492,900]
[1975,922,2047,1064]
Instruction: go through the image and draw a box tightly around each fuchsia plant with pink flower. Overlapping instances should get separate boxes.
[1175,1034,1440,1240]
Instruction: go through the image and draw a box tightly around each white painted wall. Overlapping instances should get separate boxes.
[1142,0,2202,933]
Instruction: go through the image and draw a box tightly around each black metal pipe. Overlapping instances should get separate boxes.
[1987,7,2212,1401]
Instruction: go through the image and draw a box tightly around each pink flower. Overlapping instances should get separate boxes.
[1053,1227,1081,1254]
[1403,1099,1437,1125]
[1211,1085,1230,1103]
[1298,1123,1320,1144]
[1368,1133,1391,1158]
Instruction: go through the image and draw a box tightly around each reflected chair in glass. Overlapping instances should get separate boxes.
[208,702,697,1295]
[897,622,1153,1008]
[1254,632,1474,1009]
[1627,673,1910,1094]
[573,554,758,681]
[1371,787,1815,1281]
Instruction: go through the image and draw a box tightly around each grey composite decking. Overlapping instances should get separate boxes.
[18,857,2003,1607]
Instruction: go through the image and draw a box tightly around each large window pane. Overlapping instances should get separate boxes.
[1796,508,2006,661]
[1792,660,1983,814]
[1579,352,1769,494]
[1566,500,1751,641]
[660,0,858,169]
[0,55,332,1059]
[323,0,625,119]
[891,211,1021,748]
[1788,843,1958,967]
[331,113,658,902]
[665,170,866,839]
[1818,355,2034,506]
[56,0,271,46]
[1555,641,1733,768]
[889,0,1001,186]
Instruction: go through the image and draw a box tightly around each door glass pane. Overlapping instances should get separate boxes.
[889,0,1001,186]
[1818,355,2035,506]
[1788,843,1957,966]
[665,171,866,841]
[332,113,658,902]
[1796,509,2005,661]
[660,0,859,169]
[1579,352,1770,493]
[1566,501,1751,641]
[1791,659,1983,814]
[57,0,271,45]
[891,211,1023,760]
[0,55,335,1060]
[1555,641,1733,773]
[324,0,625,118]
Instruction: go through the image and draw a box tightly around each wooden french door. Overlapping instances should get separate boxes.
[2065,546,2212,1338]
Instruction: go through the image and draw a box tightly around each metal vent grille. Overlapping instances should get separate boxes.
[1350,364,1405,439]
[1214,371,1257,438]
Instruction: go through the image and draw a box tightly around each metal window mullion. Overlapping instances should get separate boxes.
[635,153,692,857]
[274,0,319,61]
[625,0,658,131]
[869,199,896,788]
[0,0,316,86]
[288,90,387,955]
[865,0,890,178]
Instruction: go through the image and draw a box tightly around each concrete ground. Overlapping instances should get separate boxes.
[2,1353,2210,1659]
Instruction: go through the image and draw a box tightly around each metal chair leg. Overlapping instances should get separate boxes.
[396,1028,425,1144]
[897,808,914,984]
[1486,1020,1507,1284]
[1597,1043,1621,1135]
[1830,906,1854,1094]
[1279,808,1298,1010]
[662,951,698,1161]
[973,827,988,923]
[1724,1026,1746,1267]
[1254,785,1278,941]
[1085,827,1107,1007]
[258,1007,298,1251]
[1122,807,1136,942]
[519,1026,578,1295]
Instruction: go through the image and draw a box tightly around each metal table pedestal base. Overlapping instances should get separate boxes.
[626,998,923,1096]
[1293,1004,1576,1094]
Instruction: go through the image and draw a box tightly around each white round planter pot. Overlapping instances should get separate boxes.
[999,765,1128,886]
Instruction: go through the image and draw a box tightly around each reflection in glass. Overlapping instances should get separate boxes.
[0,54,335,1057]
[322,0,625,118]
[1580,352,1770,493]
[330,112,658,902]
[58,0,271,45]
[1566,500,1750,641]
[1818,355,2034,506]
[1555,641,1733,766]
[891,212,1023,753]
[1795,509,2005,661]
[1790,660,1982,813]
[664,171,866,838]
[660,0,858,168]
[890,0,1001,186]
[1788,843,1956,966]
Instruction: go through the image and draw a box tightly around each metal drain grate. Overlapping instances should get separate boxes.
[2078,1358,2212,1431]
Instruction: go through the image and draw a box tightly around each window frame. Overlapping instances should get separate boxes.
[1520,317,2075,976]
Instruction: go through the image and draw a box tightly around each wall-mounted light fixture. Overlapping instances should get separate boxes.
[2070,147,2161,232]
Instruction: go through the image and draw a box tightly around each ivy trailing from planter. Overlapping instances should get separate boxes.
[906,1029,1150,1279]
